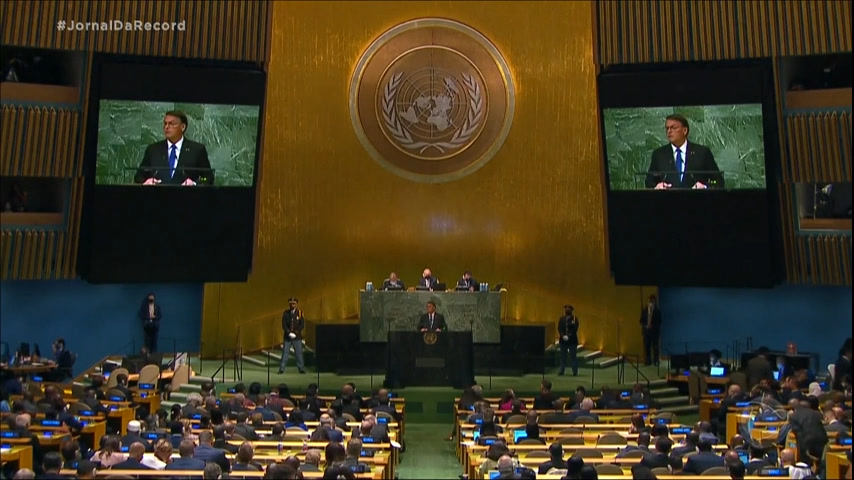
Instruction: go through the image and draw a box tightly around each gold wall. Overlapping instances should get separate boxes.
[201,0,652,357]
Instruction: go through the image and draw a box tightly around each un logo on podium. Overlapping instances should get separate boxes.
[423,332,438,345]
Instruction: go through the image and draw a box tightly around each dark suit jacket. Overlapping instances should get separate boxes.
[533,392,557,411]
[682,451,725,474]
[134,138,213,185]
[746,459,770,475]
[557,315,579,345]
[640,452,681,471]
[121,433,153,452]
[165,457,206,470]
[566,410,599,423]
[825,421,850,434]
[281,309,305,340]
[417,313,447,332]
[746,356,774,390]
[195,444,231,471]
[645,141,723,189]
[381,279,405,291]
[418,277,439,288]
[640,306,662,335]
[234,424,259,441]
[112,458,152,470]
[456,277,478,290]
[139,303,162,330]
[789,407,829,456]
[833,355,851,391]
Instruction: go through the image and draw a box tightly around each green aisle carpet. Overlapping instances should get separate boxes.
[397,424,461,479]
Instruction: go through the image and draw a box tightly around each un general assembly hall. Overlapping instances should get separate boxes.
[0,1,851,479]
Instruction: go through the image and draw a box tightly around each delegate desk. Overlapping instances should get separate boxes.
[359,290,501,343]
[0,445,32,471]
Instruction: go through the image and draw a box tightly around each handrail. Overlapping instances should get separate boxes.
[621,354,651,387]
[209,347,242,383]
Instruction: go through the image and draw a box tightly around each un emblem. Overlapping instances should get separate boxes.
[423,332,438,345]
[350,18,515,183]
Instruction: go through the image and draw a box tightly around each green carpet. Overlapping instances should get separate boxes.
[398,424,461,479]
[196,359,668,423]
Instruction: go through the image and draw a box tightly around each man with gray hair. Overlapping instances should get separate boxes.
[182,392,205,418]
[301,449,322,472]
[496,454,520,479]
[568,397,600,423]
[13,414,43,472]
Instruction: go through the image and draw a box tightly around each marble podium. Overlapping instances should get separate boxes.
[359,290,501,344]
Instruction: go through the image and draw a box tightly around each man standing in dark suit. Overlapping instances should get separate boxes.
[746,347,774,390]
[558,305,580,376]
[456,271,478,291]
[278,297,305,374]
[787,401,829,462]
[645,114,723,190]
[417,301,447,332]
[640,295,662,366]
[833,339,852,392]
[139,293,162,352]
[418,268,439,289]
[134,111,213,186]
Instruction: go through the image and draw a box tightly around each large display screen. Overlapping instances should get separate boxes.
[95,100,260,187]
[78,55,266,283]
[603,104,767,191]
[599,61,782,287]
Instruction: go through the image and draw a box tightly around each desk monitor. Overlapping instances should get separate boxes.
[671,426,692,434]
[760,467,789,477]
[513,430,528,443]
[709,366,726,377]
[433,283,447,292]
[415,286,430,291]
[472,430,481,442]
[772,370,781,381]
[738,451,749,464]
[490,472,501,480]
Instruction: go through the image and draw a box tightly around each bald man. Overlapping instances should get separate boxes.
[418,268,439,289]
[780,448,813,478]
[825,406,849,433]
[496,455,520,479]
[112,442,151,470]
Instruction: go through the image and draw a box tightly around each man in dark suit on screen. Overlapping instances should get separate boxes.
[417,301,447,333]
[134,110,213,186]
[640,294,662,366]
[645,114,723,190]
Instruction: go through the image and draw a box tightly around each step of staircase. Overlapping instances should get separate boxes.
[169,391,189,402]
[656,395,690,406]
[583,350,603,361]
[649,387,680,397]
[261,350,283,361]
[598,356,623,368]
[161,401,180,411]
[648,379,670,388]
[241,355,266,366]
[188,376,210,385]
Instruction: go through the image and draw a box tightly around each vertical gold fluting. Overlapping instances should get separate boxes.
[202,0,650,357]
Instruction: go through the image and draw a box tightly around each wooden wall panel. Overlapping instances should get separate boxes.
[0,0,271,63]
[784,112,852,182]
[0,230,69,280]
[0,106,80,178]
[596,0,852,64]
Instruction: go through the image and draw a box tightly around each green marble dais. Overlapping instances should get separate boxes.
[359,291,501,344]
[95,100,260,186]
[603,104,767,190]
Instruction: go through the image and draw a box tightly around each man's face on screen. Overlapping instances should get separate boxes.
[665,119,687,146]
[163,115,186,143]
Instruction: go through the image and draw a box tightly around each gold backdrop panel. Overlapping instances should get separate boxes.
[202,1,651,358]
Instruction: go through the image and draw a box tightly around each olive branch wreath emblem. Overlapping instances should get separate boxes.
[382,71,483,154]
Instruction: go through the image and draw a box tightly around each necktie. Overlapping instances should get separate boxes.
[430,314,434,330]
[675,148,684,182]
[169,144,177,178]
